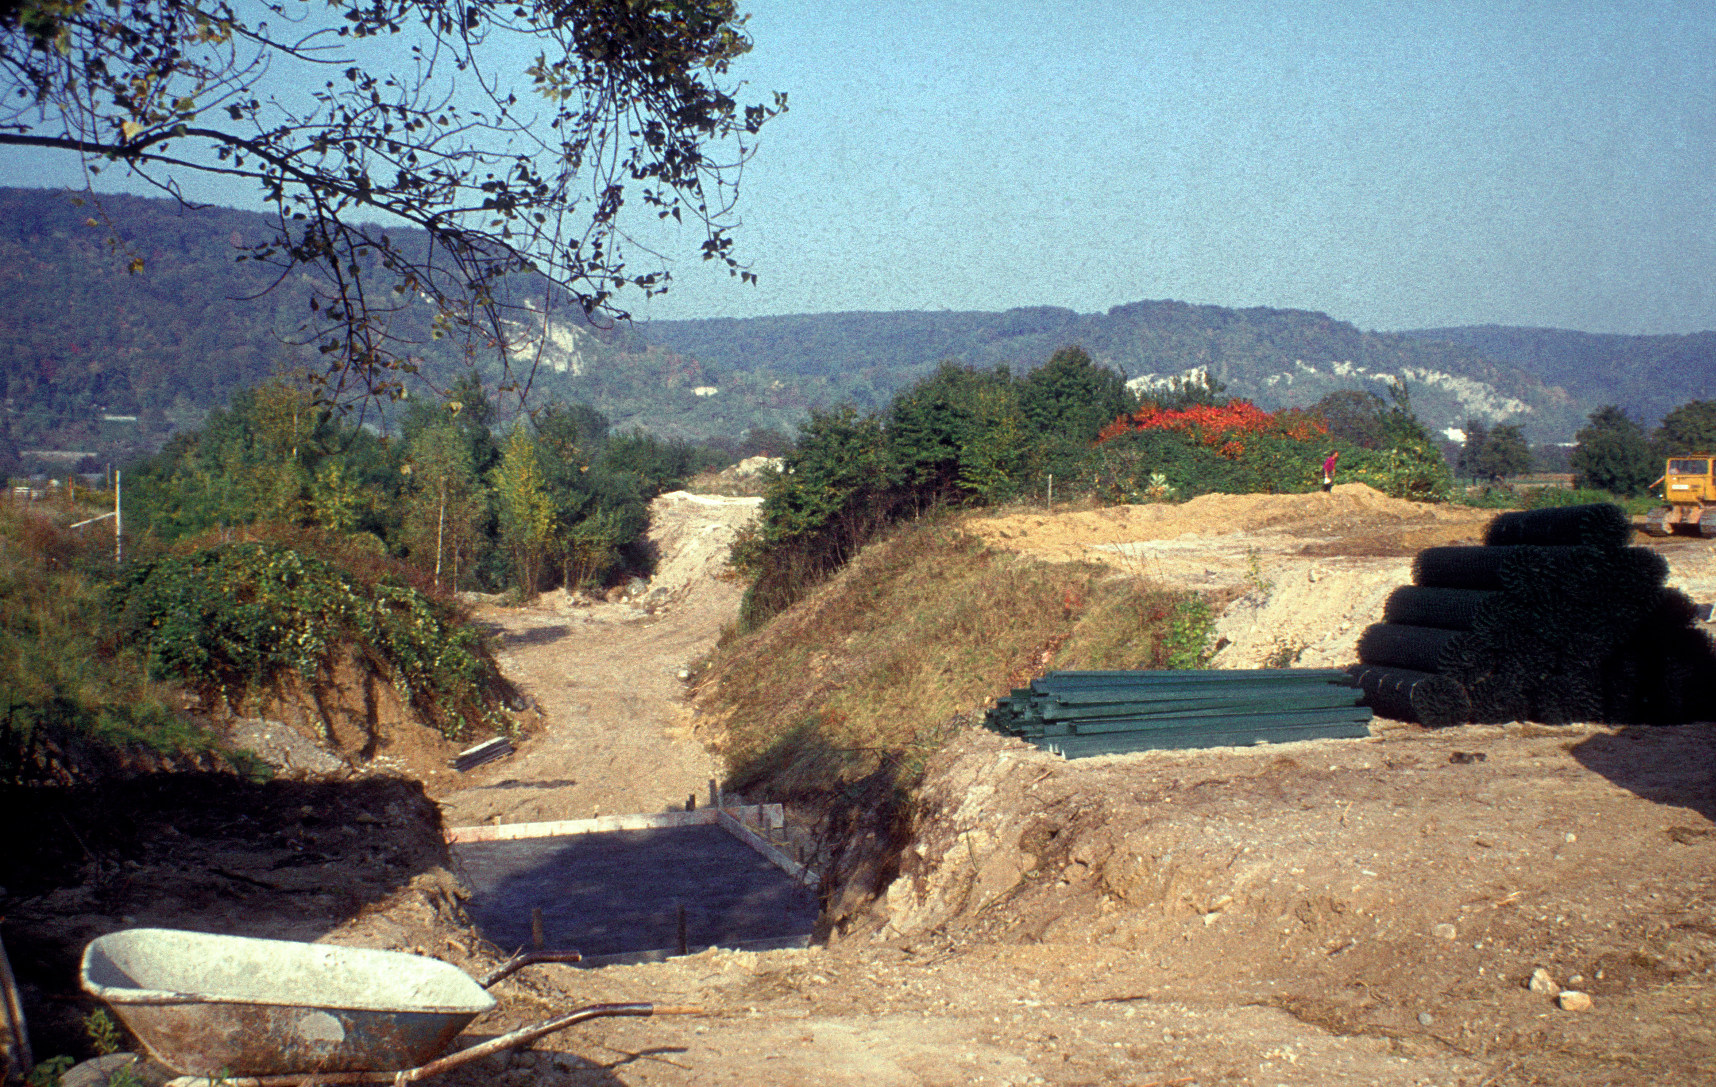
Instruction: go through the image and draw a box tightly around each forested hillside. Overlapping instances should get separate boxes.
[0,189,819,459]
[3,187,1707,465]
[642,302,1594,442]
[1400,324,1716,428]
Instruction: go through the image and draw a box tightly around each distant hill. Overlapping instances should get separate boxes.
[1398,325,1716,428]
[643,302,1594,442]
[0,188,821,455]
[1,186,1707,458]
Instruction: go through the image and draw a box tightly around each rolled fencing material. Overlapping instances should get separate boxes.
[1382,587,1495,631]
[1346,664,1471,728]
[1354,623,1463,673]
[1406,526,1707,724]
[1412,546,1510,590]
[1483,503,1632,549]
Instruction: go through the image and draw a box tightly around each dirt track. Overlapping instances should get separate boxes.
[434,492,760,827]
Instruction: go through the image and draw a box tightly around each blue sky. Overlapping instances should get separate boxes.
[2,1,1711,334]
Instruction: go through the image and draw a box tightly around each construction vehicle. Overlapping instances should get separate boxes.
[1642,454,1716,537]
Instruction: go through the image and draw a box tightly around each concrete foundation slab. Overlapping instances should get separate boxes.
[452,824,818,962]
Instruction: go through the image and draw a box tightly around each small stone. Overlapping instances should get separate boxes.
[1565,832,1577,843]
[1417,1011,1434,1026]
[1558,990,1593,1012]
[1528,967,1559,995]
[1433,923,1458,940]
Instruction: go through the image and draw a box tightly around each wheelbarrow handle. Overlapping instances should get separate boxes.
[160,1002,705,1087]
[478,949,584,988]
[399,1002,657,1081]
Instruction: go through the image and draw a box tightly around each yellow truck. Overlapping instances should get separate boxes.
[1643,454,1716,537]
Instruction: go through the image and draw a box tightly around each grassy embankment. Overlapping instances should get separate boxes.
[1,496,511,785]
[0,501,226,783]
[695,512,1213,926]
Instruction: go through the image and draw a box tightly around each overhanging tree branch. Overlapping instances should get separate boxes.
[0,0,785,409]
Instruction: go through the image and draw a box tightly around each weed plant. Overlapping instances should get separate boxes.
[0,504,226,784]
[116,541,502,739]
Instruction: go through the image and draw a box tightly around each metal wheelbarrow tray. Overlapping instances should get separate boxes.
[81,929,680,1085]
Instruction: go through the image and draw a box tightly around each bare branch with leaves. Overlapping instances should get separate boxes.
[0,0,784,408]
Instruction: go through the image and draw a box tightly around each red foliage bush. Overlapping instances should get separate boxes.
[1097,400,1328,459]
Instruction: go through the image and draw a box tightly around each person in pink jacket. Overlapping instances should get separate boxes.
[1322,450,1339,492]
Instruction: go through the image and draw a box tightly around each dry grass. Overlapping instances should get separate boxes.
[694,515,1212,923]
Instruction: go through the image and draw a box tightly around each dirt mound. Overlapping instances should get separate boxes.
[862,723,1716,1084]
[643,490,762,601]
[969,484,1493,567]
[965,486,1496,671]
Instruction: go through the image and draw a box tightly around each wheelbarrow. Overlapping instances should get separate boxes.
[80,929,698,1085]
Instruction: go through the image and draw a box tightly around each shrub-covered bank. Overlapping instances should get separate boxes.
[0,505,230,784]
[117,541,507,740]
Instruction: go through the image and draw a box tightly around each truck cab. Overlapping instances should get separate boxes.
[1644,454,1716,537]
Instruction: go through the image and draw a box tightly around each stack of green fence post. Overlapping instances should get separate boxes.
[983,669,1372,758]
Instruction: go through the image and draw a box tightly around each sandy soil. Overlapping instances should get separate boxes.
[969,484,1716,670]
[436,492,759,828]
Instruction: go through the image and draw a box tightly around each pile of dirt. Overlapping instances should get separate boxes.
[858,722,1716,1083]
[969,484,1494,569]
[226,648,507,790]
[638,491,763,603]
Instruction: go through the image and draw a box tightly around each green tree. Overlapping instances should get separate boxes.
[757,407,895,558]
[1457,418,1491,479]
[1479,424,1532,480]
[887,362,1027,505]
[1311,390,1389,449]
[310,461,364,533]
[1018,345,1135,442]
[1461,420,1531,482]
[404,417,486,591]
[491,428,556,596]
[1652,400,1716,456]
[1349,381,1451,501]
[532,400,652,589]
[1572,405,1655,495]
[0,0,784,405]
